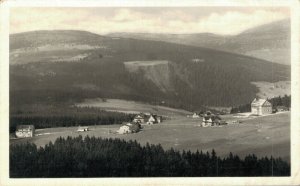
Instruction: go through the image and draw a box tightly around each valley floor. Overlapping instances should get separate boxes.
[10,111,290,162]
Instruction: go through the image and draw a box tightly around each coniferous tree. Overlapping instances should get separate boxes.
[10,136,290,177]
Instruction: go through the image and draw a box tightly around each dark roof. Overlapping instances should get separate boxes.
[16,125,35,130]
[134,114,145,119]
[203,115,222,121]
[251,98,271,107]
[204,116,211,120]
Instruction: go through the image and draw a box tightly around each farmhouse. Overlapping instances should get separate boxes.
[133,114,145,123]
[201,115,223,127]
[251,98,272,116]
[117,123,141,134]
[15,125,35,138]
[146,114,162,125]
[147,114,157,125]
[118,125,131,134]
[202,116,213,127]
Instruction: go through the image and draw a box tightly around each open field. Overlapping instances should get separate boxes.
[10,111,290,161]
[251,81,291,98]
[124,60,169,67]
[76,98,192,118]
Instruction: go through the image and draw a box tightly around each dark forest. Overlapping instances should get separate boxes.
[10,136,290,177]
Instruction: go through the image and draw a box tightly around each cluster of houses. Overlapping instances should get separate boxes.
[189,111,228,127]
[201,114,228,127]
[132,113,162,125]
[15,125,35,138]
[117,113,163,134]
[13,113,163,138]
[13,97,289,138]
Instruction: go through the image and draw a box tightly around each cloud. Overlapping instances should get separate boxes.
[10,7,289,35]
[198,10,288,35]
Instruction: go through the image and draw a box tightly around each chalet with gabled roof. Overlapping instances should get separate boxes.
[133,113,145,123]
[251,98,272,116]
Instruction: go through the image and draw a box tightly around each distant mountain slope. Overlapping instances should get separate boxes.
[107,19,290,65]
[9,30,290,110]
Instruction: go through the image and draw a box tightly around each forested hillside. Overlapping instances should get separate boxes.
[10,30,290,111]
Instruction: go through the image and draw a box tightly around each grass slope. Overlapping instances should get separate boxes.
[10,112,290,161]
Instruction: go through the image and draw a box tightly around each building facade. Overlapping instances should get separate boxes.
[133,114,145,123]
[251,98,272,116]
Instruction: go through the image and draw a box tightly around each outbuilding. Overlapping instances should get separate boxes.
[77,126,89,132]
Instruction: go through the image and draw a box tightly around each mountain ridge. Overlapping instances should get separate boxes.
[9,29,290,110]
[106,19,290,65]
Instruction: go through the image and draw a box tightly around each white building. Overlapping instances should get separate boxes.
[117,125,131,134]
[192,113,200,118]
[77,126,89,132]
[117,123,141,134]
[147,115,157,125]
[15,125,35,138]
[251,98,272,116]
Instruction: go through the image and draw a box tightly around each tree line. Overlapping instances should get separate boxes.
[10,106,134,133]
[10,136,290,177]
[230,95,291,114]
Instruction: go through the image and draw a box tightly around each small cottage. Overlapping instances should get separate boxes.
[146,114,163,125]
[251,98,272,116]
[202,117,213,127]
[147,114,157,125]
[133,114,145,123]
[117,123,141,134]
[15,125,35,138]
[118,125,131,134]
[192,113,200,118]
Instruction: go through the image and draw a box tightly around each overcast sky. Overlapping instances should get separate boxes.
[10,7,289,35]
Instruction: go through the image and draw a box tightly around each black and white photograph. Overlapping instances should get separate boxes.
[0,0,299,185]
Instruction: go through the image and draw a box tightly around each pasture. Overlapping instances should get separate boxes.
[10,111,290,161]
[75,99,191,117]
[124,60,169,67]
[251,81,291,98]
